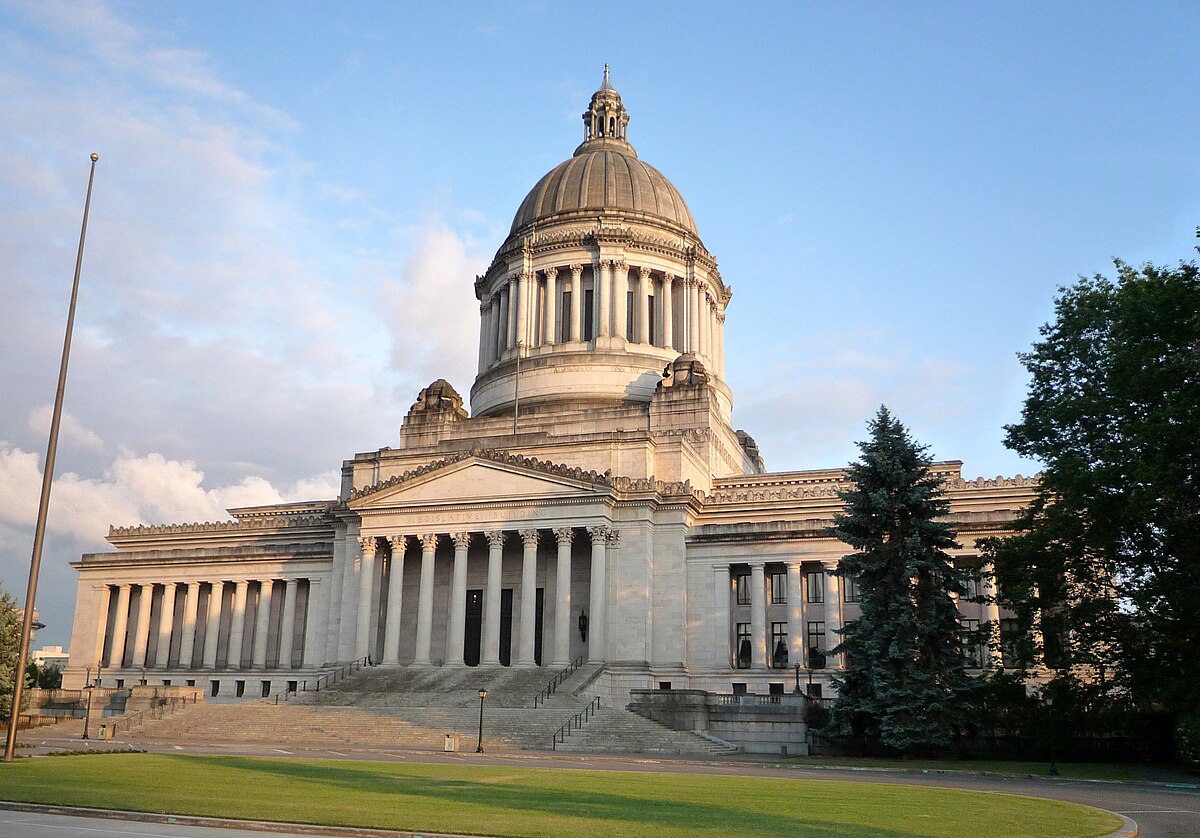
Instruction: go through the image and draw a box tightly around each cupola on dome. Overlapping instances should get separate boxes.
[509,66,699,237]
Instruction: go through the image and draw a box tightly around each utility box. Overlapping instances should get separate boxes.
[444,733,459,752]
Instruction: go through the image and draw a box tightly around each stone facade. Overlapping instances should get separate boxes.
[62,70,1035,703]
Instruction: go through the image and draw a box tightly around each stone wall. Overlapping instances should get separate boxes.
[628,688,808,755]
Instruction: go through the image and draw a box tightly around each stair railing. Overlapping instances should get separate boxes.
[106,690,201,737]
[272,656,370,705]
[551,696,601,750]
[532,655,585,708]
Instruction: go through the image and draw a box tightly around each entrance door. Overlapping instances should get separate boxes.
[534,587,545,666]
[499,588,513,666]
[464,589,483,666]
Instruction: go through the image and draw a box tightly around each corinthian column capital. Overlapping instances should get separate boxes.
[419,533,440,551]
[543,266,559,281]
[569,263,584,277]
[451,531,471,549]
[358,536,377,556]
[519,529,541,548]
[587,525,612,544]
[485,530,506,549]
[553,527,575,545]
[388,535,408,552]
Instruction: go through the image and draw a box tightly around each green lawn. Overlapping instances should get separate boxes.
[777,755,1142,782]
[0,753,1121,838]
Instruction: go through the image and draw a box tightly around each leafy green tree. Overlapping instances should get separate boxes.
[0,585,22,722]
[984,256,1200,737]
[37,665,63,690]
[828,406,975,753]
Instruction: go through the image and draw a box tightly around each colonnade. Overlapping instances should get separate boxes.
[351,525,613,668]
[717,560,1004,672]
[477,263,724,372]
[92,577,321,673]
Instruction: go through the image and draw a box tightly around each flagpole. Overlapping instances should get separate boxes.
[3,153,99,763]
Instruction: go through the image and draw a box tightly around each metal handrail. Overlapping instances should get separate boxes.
[532,655,585,708]
[551,696,601,750]
[271,656,371,705]
[106,690,200,737]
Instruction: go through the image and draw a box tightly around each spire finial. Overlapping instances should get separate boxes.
[601,63,614,91]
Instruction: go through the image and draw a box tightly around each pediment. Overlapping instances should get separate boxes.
[348,451,610,510]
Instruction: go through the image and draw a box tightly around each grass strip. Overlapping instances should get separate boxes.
[0,753,1122,838]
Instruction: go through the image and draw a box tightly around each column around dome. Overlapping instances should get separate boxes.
[597,259,613,338]
[569,264,583,343]
[544,267,559,345]
[497,286,509,357]
[614,260,629,340]
[661,273,674,350]
[637,266,651,344]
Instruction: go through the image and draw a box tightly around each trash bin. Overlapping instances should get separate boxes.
[444,733,459,752]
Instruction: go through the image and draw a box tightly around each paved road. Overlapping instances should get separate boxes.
[10,736,1200,836]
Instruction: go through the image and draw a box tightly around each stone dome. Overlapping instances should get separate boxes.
[508,66,698,238]
[510,148,698,237]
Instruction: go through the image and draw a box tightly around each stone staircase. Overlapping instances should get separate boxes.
[124,663,731,755]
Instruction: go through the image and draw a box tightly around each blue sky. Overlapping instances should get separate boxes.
[2,1,1198,648]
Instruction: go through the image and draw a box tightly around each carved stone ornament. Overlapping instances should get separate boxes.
[451,532,471,549]
[485,530,506,549]
[553,527,575,545]
[570,263,584,276]
[586,525,612,543]
[419,533,440,551]
[543,266,559,280]
[388,535,408,552]
[519,529,541,548]
[358,536,378,556]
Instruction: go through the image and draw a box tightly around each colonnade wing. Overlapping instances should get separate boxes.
[348,456,613,514]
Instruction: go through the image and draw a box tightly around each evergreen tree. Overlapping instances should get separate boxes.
[0,585,22,722]
[828,407,974,753]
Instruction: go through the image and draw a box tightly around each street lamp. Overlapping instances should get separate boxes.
[476,689,488,753]
[793,662,802,695]
[1044,690,1059,777]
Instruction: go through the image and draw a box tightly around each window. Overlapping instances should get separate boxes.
[659,681,672,691]
[210,680,220,697]
[769,682,785,696]
[735,623,751,669]
[960,618,983,668]
[963,572,981,601]
[843,575,860,602]
[115,678,124,689]
[806,571,824,604]
[261,680,272,698]
[626,290,635,338]
[768,571,787,604]
[1000,618,1021,669]
[561,290,572,341]
[186,679,196,687]
[806,621,826,668]
[734,573,751,606]
[235,680,245,698]
[648,295,657,345]
[288,680,298,694]
[807,683,823,699]
[583,290,595,341]
[732,682,748,695]
[770,622,789,668]
[162,679,171,686]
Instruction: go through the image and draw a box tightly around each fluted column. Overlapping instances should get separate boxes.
[613,260,629,340]
[787,564,804,669]
[586,526,609,663]
[497,289,509,356]
[302,579,324,668]
[597,259,613,337]
[155,583,177,668]
[716,310,726,377]
[226,579,249,668]
[91,585,112,670]
[109,584,131,667]
[447,532,470,666]
[201,582,223,669]
[516,529,540,667]
[131,584,154,670]
[544,268,558,345]
[354,536,377,660]
[749,564,767,668]
[279,578,299,668]
[552,528,574,666]
[661,273,674,349]
[252,580,273,668]
[178,583,199,669]
[637,267,651,344]
[507,277,518,350]
[413,533,439,665]
[477,301,489,372]
[569,264,583,342]
[713,566,731,667]
[982,564,1003,669]
[482,530,504,665]
[690,280,702,353]
[823,565,843,668]
[516,270,532,347]
[382,536,407,665]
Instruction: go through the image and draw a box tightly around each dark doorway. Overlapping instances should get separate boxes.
[465,589,483,666]
[534,587,545,666]
[499,588,514,666]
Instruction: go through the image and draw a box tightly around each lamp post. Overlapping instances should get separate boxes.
[81,683,95,740]
[1044,690,1059,777]
[476,689,488,753]
[793,663,802,695]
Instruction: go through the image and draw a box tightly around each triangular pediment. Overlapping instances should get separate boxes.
[348,450,611,510]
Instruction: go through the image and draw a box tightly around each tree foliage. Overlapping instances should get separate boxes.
[984,257,1200,727]
[0,584,21,722]
[828,407,975,753]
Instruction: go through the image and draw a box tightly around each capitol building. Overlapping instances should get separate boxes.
[62,71,1036,704]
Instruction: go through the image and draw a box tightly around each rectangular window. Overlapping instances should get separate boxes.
[561,290,572,341]
[806,621,826,668]
[963,572,981,601]
[627,290,635,338]
[162,679,171,686]
[806,571,824,604]
[843,576,860,602]
[1000,618,1021,669]
[769,682,785,696]
[235,680,245,698]
[732,682,748,695]
[960,618,982,668]
[734,573,751,606]
[261,680,271,698]
[770,622,789,668]
[807,683,823,699]
[735,622,751,669]
[583,290,595,341]
[648,295,657,345]
[768,571,787,604]
[115,678,124,689]
[210,680,219,697]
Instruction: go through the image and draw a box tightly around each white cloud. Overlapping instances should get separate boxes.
[27,406,105,452]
